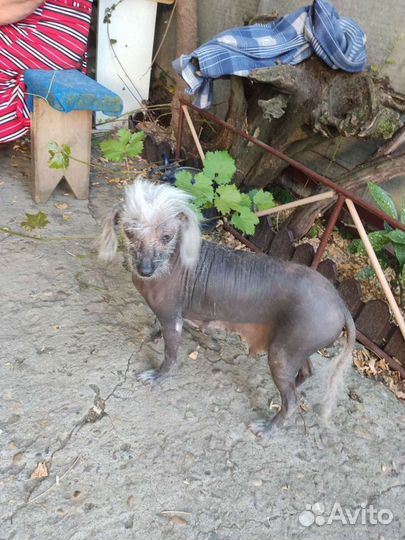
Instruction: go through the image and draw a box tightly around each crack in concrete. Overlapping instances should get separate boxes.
[3,348,139,527]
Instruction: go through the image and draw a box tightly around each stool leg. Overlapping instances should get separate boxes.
[31,98,91,203]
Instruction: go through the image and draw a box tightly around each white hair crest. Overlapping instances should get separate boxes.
[123,177,202,269]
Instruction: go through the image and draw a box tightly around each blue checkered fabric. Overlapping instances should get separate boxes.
[173,0,367,109]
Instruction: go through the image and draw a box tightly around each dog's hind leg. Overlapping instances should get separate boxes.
[249,345,308,438]
[295,358,313,387]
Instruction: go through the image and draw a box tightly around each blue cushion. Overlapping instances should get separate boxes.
[24,69,123,117]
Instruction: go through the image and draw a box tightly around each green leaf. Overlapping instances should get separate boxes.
[393,242,405,267]
[401,207,405,225]
[48,141,71,169]
[356,266,375,281]
[192,172,214,207]
[387,229,405,245]
[118,128,132,145]
[252,190,275,211]
[215,184,242,214]
[175,171,194,193]
[126,131,145,158]
[239,193,252,209]
[402,264,405,290]
[126,140,144,158]
[270,186,295,204]
[203,151,236,185]
[100,130,145,161]
[100,138,126,161]
[230,208,259,235]
[368,230,391,251]
[367,182,398,220]
[21,211,49,231]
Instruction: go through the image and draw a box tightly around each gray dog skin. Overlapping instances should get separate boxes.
[99,179,355,438]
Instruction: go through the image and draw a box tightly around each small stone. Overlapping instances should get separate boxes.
[252,479,263,487]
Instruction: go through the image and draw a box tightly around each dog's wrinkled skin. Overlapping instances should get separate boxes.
[99,179,355,438]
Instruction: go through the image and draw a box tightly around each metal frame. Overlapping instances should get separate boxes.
[175,99,405,373]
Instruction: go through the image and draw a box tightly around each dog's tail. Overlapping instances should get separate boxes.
[322,307,356,423]
[97,205,121,261]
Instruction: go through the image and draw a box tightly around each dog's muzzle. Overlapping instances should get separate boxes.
[137,259,156,277]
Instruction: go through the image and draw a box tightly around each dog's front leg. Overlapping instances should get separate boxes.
[137,315,183,386]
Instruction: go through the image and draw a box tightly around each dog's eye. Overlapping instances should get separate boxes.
[161,233,173,244]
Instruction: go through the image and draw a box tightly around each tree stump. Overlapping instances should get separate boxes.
[220,57,404,190]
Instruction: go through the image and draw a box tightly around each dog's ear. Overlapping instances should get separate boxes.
[179,207,201,269]
[98,205,122,261]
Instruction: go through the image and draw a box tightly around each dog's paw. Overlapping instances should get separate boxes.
[137,369,167,386]
[248,419,276,438]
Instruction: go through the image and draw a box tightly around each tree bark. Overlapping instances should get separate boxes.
[170,0,198,149]
[222,57,404,189]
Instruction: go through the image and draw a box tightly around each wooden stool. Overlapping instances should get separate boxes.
[24,70,123,203]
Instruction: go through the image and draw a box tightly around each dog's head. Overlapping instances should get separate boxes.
[98,178,201,279]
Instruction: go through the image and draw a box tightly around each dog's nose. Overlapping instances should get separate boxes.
[138,260,155,277]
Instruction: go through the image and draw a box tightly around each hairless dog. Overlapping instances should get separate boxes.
[99,179,355,437]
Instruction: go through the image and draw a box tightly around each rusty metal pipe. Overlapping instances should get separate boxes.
[180,99,405,233]
[311,195,345,269]
[222,222,263,254]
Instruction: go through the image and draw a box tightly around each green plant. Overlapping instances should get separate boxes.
[175,150,275,235]
[352,181,405,295]
[48,129,145,177]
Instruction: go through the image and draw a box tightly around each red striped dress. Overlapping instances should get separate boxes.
[0,0,92,143]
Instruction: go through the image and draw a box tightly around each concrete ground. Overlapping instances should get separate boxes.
[0,144,404,540]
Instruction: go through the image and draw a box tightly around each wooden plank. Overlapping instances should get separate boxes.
[384,327,405,366]
[182,105,205,162]
[317,259,339,285]
[255,190,335,218]
[267,228,295,259]
[249,216,275,252]
[355,300,391,347]
[338,278,363,318]
[291,243,315,266]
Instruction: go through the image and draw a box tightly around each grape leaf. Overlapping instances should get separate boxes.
[175,171,194,193]
[100,130,145,161]
[253,190,275,211]
[230,208,259,235]
[126,131,145,158]
[48,141,71,169]
[100,138,126,162]
[192,172,214,207]
[215,184,242,214]
[239,193,252,209]
[203,151,236,185]
[118,128,131,145]
[367,182,398,220]
[21,211,49,231]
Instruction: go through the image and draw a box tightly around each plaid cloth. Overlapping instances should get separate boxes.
[173,0,367,109]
